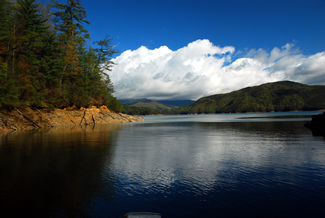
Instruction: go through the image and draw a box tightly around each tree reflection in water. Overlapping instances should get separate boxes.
[0,124,120,217]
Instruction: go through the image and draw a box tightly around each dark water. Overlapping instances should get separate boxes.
[1,111,325,217]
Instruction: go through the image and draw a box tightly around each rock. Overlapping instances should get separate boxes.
[0,106,144,135]
[99,105,110,112]
[304,112,325,136]
[88,106,100,113]
[65,105,78,111]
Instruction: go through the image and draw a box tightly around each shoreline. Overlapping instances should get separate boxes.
[0,106,144,135]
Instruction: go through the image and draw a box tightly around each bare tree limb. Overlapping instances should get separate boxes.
[79,110,86,126]
[14,108,42,128]
[67,113,76,126]
[92,115,96,125]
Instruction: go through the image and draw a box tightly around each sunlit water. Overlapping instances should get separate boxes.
[1,111,325,217]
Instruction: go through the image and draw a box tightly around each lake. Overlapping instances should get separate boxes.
[1,111,325,217]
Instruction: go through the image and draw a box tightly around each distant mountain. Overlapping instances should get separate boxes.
[118,98,148,105]
[131,100,173,111]
[155,100,195,107]
[119,99,195,115]
[119,98,194,107]
[122,104,161,115]
[170,81,325,114]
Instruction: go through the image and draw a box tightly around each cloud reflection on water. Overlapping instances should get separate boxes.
[110,121,325,198]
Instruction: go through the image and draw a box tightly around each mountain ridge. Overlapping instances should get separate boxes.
[169,81,325,114]
[119,99,194,107]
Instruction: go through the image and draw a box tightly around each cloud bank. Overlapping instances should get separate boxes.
[109,39,325,100]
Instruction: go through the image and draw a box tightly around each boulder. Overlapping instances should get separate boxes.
[88,106,100,113]
[64,105,78,111]
[305,112,325,136]
[99,105,110,112]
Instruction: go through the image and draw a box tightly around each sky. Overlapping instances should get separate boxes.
[79,0,325,100]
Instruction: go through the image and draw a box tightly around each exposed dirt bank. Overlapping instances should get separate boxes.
[0,106,144,135]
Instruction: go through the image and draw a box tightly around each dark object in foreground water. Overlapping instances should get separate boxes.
[124,212,162,218]
[304,112,325,136]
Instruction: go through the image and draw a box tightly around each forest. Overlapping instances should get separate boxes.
[0,0,123,111]
[169,81,325,114]
[122,104,161,116]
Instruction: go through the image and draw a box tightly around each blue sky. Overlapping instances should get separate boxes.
[83,0,325,55]
[78,0,325,100]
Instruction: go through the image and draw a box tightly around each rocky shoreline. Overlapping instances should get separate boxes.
[0,106,144,135]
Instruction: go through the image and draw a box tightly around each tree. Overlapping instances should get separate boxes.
[51,0,90,41]
[75,35,118,107]
[108,96,124,113]
[0,0,15,80]
[14,0,63,107]
[0,0,14,62]
[0,0,120,110]
[0,0,19,108]
[51,0,91,105]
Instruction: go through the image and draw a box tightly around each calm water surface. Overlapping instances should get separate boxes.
[1,111,325,217]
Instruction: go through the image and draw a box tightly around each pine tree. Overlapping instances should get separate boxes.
[0,0,120,110]
[0,0,19,108]
[51,0,91,106]
[75,35,118,107]
[51,0,90,42]
[91,36,118,104]
[14,0,62,107]
[0,0,14,62]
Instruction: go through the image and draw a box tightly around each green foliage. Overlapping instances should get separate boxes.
[108,97,124,113]
[122,104,161,115]
[170,81,325,114]
[0,0,13,50]
[131,99,173,111]
[0,0,119,111]
[51,0,90,42]
[0,64,19,108]
[15,0,60,107]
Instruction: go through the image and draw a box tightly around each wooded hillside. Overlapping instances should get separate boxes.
[170,81,325,114]
[122,104,161,115]
[0,0,123,111]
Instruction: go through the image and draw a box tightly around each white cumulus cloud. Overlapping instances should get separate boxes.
[108,39,325,100]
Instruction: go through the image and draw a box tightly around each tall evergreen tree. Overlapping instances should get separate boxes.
[0,0,14,62]
[0,0,20,108]
[51,0,90,42]
[0,0,121,110]
[75,37,118,107]
[91,36,118,104]
[51,0,90,105]
[14,0,62,107]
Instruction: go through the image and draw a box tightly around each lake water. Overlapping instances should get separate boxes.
[1,111,325,217]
